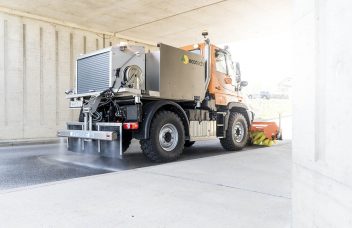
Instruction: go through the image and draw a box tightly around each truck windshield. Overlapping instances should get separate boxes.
[215,52,227,74]
[226,54,235,77]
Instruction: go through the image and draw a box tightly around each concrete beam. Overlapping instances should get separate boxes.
[0,6,156,47]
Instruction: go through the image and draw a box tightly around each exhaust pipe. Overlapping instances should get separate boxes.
[202,31,211,92]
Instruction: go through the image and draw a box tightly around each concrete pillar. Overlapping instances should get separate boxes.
[293,0,352,227]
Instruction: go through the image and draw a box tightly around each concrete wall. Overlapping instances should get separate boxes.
[293,0,352,227]
[0,12,156,141]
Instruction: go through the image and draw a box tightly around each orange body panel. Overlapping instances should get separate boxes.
[181,43,243,106]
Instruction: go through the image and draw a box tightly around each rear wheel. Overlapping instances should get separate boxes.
[140,111,185,162]
[220,112,249,151]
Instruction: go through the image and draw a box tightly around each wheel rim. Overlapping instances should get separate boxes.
[232,122,245,143]
[159,123,179,151]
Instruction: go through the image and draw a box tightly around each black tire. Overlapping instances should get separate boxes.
[220,112,249,151]
[184,140,195,147]
[140,111,185,162]
[122,131,133,152]
[247,137,253,146]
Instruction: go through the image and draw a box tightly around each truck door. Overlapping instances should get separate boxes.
[210,49,237,105]
[225,53,239,93]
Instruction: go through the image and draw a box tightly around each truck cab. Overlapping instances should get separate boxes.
[182,43,246,106]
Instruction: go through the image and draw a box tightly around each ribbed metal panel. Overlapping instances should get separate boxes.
[189,121,217,141]
[77,51,110,94]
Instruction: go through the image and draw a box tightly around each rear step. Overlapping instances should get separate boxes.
[57,122,123,158]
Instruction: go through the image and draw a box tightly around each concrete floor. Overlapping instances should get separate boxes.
[0,143,107,190]
[0,140,291,227]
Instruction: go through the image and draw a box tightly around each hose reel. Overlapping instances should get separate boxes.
[123,65,144,90]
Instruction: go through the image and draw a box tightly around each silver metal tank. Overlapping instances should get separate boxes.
[146,43,206,101]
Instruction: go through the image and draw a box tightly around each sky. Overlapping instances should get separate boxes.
[226,31,293,94]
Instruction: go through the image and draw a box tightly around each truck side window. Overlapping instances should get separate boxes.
[215,51,227,74]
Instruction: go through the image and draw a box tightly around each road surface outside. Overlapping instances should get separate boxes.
[0,139,282,190]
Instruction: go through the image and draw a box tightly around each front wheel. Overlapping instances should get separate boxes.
[140,111,185,162]
[220,112,249,151]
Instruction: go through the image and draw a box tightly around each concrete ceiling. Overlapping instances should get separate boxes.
[0,0,292,46]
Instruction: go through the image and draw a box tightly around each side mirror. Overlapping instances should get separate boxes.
[235,62,241,82]
[240,81,248,87]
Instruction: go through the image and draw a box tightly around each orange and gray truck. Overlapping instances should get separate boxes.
[58,32,280,162]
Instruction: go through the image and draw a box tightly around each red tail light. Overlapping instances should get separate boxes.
[123,122,139,130]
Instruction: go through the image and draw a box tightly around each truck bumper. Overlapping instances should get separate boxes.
[57,122,123,159]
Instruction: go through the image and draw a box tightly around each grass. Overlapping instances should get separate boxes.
[246,98,292,120]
